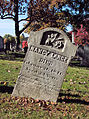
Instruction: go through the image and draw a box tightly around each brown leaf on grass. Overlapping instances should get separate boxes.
[38,101,43,107]
[4,82,8,86]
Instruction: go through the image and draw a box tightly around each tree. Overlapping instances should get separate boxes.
[3,34,15,53]
[0,0,66,50]
[61,0,89,45]
[3,34,15,42]
[24,12,67,34]
[62,0,89,29]
[24,0,67,33]
[0,0,29,50]
[75,24,89,45]
[3,34,16,49]
[69,24,89,45]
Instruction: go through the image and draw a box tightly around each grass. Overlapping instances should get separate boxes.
[0,59,89,119]
[0,60,22,86]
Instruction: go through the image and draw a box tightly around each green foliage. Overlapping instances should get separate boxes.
[62,0,89,29]
[3,34,15,43]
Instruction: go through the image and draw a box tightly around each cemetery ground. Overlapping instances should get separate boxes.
[0,57,89,119]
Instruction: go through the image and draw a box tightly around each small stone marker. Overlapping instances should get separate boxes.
[0,36,4,51]
[12,28,77,102]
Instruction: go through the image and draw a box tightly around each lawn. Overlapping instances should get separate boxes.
[0,59,89,119]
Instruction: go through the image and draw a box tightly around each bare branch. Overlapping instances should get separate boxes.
[1,13,15,18]
[1,16,14,20]
[19,21,32,34]
[18,16,30,22]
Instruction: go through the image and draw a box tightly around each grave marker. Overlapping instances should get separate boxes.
[12,28,77,102]
[0,36,4,52]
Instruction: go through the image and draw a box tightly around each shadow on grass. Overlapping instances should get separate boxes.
[57,90,89,105]
[0,86,89,105]
[0,85,14,94]
[0,52,25,61]
[57,97,89,105]
[9,52,25,58]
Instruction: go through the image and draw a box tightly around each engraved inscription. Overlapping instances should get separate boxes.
[29,45,69,63]
[19,75,60,92]
[39,58,53,66]
[23,60,62,80]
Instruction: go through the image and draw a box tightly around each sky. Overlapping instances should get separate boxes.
[0,19,15,37]
[0,19,72,38]
[0,18,29,37]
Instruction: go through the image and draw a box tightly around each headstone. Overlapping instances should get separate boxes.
[12,28,77,102]
[77,44,89,67]
[0,36,4,52]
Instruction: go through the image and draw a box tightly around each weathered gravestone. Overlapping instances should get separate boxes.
[0,36,4,52]
[12,28,77,102]
[77,44,89,67]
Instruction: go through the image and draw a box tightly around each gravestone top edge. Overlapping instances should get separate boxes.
[28,27,77,58]
[28,27,70,42]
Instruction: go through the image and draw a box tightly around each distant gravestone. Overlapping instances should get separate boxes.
[77,44,89,67]
[12,28,77,102]
[0,36,4,52]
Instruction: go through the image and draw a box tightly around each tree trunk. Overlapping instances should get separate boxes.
[14,0,20,50]
[15,20,20,50]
